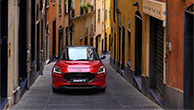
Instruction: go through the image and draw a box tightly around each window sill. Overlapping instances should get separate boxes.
[59,13,62,17]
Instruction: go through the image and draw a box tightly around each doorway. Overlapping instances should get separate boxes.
[184,5,194,109]
[102,39,104,54]
[105,33,107,53]
[19,0,27,94]
[46,23,49,61]
[52,19,56,58]
[135,11,142,76]
[118,27,121,70]
[58,26,64,55]
[121,26,125,70]
[90,37,93,46]
[109,34,111,51]
[149,17,164,97]
[114,33,116,65]
[36,23,40,73]
[96,36,98,54]
[65,27,68,46]
[31,0,35,66]
[0,0,8,103]
[85,36,88,45]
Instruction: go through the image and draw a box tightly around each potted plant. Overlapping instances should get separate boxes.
[87,2,93,11]
[80,5,84,15]
[83,5,88,13]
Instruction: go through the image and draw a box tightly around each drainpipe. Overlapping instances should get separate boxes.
[165,0,168,85]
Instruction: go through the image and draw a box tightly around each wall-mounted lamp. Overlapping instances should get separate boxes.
[116,8,121,14]
[133,2,139,10]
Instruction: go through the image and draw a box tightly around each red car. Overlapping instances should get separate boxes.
[52,45,107,92]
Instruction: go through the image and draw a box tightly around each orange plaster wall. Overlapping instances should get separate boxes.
[167,0,185,91]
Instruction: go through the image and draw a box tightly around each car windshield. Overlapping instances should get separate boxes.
[59,47,100,61]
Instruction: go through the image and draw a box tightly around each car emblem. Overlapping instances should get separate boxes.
[78,69,81,72]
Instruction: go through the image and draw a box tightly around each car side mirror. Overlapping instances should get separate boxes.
[55,55,59,59]
[101,56,106,60]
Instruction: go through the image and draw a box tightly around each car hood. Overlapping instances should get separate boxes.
[56,60,102,69]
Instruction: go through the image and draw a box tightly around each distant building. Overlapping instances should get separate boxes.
[70,0,96,47]
[104,0,111,53]
[95,0,105,55]
[46,0,66,61]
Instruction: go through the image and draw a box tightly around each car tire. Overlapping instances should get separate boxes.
[100,87,106,92]
[52,87,58,93]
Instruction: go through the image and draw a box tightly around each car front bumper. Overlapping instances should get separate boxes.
[52,72,106,90]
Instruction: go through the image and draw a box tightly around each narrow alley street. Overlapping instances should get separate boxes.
[11,54,161,110]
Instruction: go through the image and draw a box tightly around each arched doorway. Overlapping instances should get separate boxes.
[135,11,142,76]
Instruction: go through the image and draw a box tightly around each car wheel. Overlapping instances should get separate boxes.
[52,87,58,93]
[100,87,106,92]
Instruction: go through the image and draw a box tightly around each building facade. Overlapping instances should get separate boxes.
[46,0,65,62]
[70,0,96,47]
[166,1,194,109]
[104,0,111,53]
[110,0,194,109]
[95,0,105,55]
[0,0,46,109]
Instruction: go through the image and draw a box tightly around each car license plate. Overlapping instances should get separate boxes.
[71,79,88,83]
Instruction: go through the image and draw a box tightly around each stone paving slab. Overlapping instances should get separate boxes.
[11,54,162,110]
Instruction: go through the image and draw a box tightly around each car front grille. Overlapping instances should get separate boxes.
[64,73,95,82]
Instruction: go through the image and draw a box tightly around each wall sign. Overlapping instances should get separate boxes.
[143,0,166,21]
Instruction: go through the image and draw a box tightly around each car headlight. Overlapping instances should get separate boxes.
[97,66,105,74]
[53,66,62,74]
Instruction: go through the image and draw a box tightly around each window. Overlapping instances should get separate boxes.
[80,0,83,5]
[85,17,88,35]
[53,0,55,5]
[105,9,107,20]
[98,9,100,22]
[109,8,111,19]
[72,0,75,9]
[91,0,93,5]
[113,0,116,22]
[91,15,93,31]
[64,0,66,13]
[46,0,49,8]
[59,0,62,15]
[85,0,88,5]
